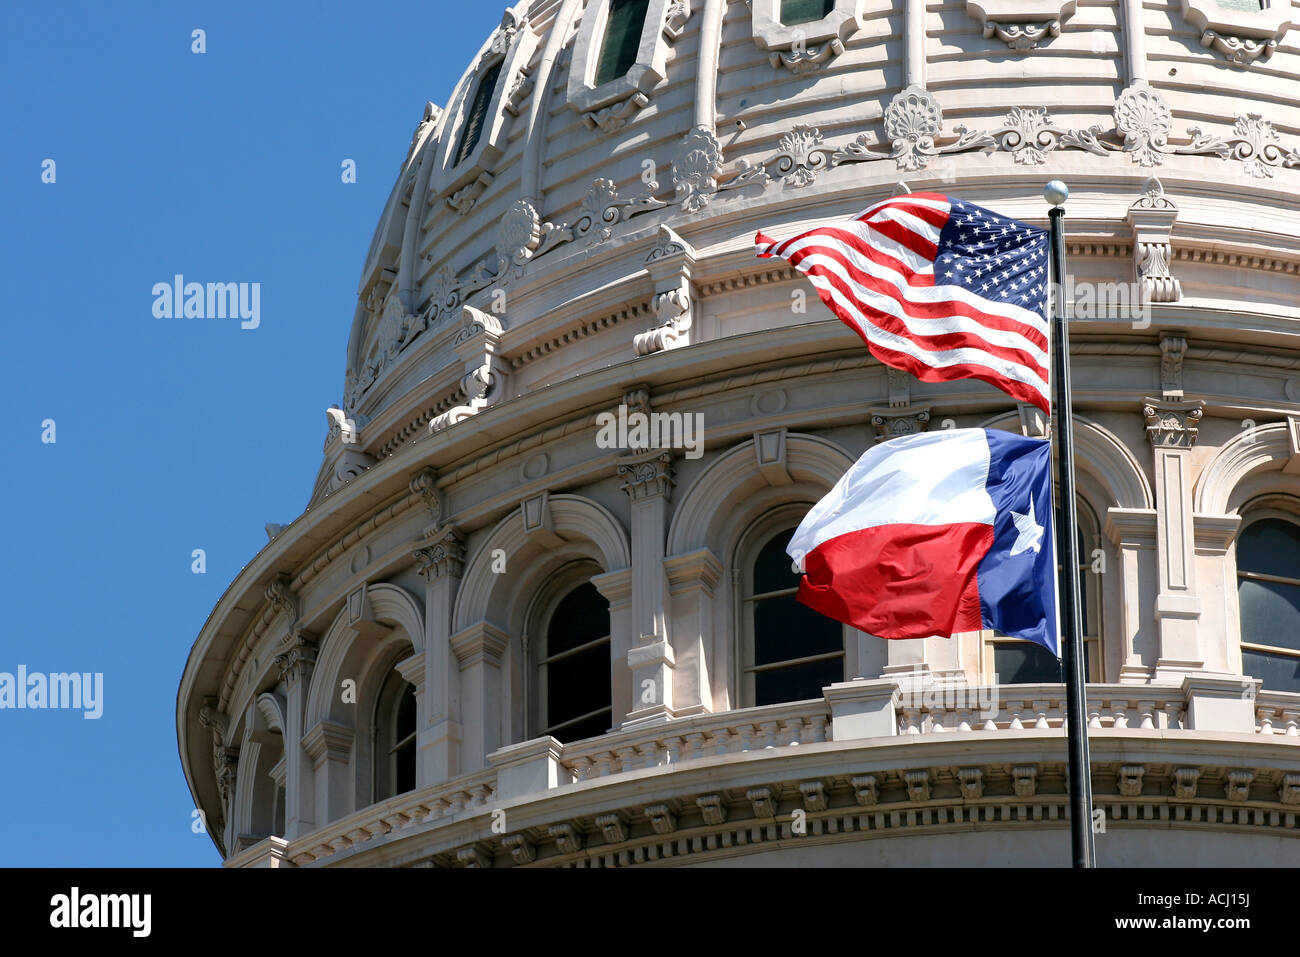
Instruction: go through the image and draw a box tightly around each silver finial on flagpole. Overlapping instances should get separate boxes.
[1044,180,1069,206]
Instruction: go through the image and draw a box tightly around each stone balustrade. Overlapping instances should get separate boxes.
[269,676,1300,867]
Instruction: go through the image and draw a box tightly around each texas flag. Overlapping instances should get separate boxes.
[787,428,1059,656]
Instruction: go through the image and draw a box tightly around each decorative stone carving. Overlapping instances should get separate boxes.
[430,306,511,432]
[1179,0,1292,65]
[414,525,466,581]
[1159,334,1188,399]
[905,770,931,803]
[957,767,985,799]
[644,804,678,834]
[1279,773,1300,806]
[1118,764,1145,797]
[968,0,1076,50]
[409,467,444,531]
[549,822,584,854]
[672,126,724,214]
[771,38,845,73]
[799,780,828,812]
[750,0,859,72]
[871,406,931,443]
[456,845,490,868]
[273,632,318,685]
[404,101,442,167]
[1012,765,1038,797]
[747,786,779,818]
[618,452,675,502]
[635,225,696,357]
[503,66,534,117]
[696,794,727,825]
[1218,114,1300,179]
[596,812,629,843]
[1173,767,1200,799]
[502,833,536,864]
[265,574,300,626]
[446,172,494,216]
[575,178,666,247]
[1128,177,1182,305]
[1225,769,1254,803]
[851,774,880,806]
[1143,398,1204,449]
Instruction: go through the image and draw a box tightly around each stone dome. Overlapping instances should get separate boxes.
[180,0,1300,868]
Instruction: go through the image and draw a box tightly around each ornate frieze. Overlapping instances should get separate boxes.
[1143,398,1204,449]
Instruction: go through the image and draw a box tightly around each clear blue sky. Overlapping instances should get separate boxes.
[1,1,506,866]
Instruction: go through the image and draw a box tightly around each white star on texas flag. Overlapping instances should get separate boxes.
[1009,498,1045,556]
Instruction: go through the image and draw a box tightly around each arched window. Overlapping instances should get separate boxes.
[373,667,417,802]
[533,578,612,743]
[1237,513,1300,692]
[984,500,1102,684]
[781,0,835,25]
[741,521,844,706]
[453,60,504,168]
[594,0,651,86]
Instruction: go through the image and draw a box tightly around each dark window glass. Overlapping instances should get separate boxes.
[545,582,611,743]
[751,526,843,706]
[1242,649,1300,692]
[453,60,503,167]
[994,642,1062,684]
[781,0,835,25]
[1237,518,1300,581]
[394,683,416,795]
[595,0,650,86]
[547,582,610,656]
[755,655,844,706]
[273,785,285,837]
[1239,579,1300,652]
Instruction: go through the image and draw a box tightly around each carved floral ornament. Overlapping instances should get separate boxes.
[347,82,1300,409]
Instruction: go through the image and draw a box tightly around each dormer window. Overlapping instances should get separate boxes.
[453,60,504,168]
[781,0,835,25]
[595,0,652,85]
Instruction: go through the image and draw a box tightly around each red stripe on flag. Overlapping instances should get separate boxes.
[798,523,991,639]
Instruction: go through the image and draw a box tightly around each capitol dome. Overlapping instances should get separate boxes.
[179,0,1300,867]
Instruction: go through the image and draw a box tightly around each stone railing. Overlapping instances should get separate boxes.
[1255,690,1300,735]
[895,682,1190,734]
[557,698,833,782]
[285,765,498,867]
[269,674,1298,867]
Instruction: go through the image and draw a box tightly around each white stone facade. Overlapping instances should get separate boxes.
[180,0,1300,867]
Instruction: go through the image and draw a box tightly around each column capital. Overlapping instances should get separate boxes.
[302,719,354,769]
[414,525,466,581]
[618,450,675,502]
[273,629,318,685]
[1142,396,1203,449]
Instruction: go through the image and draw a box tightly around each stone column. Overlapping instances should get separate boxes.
[663,548,723,717]
[273,630,318,840]
[1143,397,1207,679]
[414,525,465,785]
[448,620,510,773]
[301,719,353,826]
[1104,508,1160,683]
[592,567,635,726]
[617,448,675,724]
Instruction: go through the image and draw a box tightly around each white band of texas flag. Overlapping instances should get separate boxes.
[755,193,1051,415]
[787,428,1059,656]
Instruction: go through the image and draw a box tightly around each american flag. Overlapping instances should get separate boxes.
[755,192,1051,414]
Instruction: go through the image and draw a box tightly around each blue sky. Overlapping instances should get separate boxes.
[1,1,506,866]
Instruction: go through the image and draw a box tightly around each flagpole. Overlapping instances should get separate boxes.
[1045,180,1096,868]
